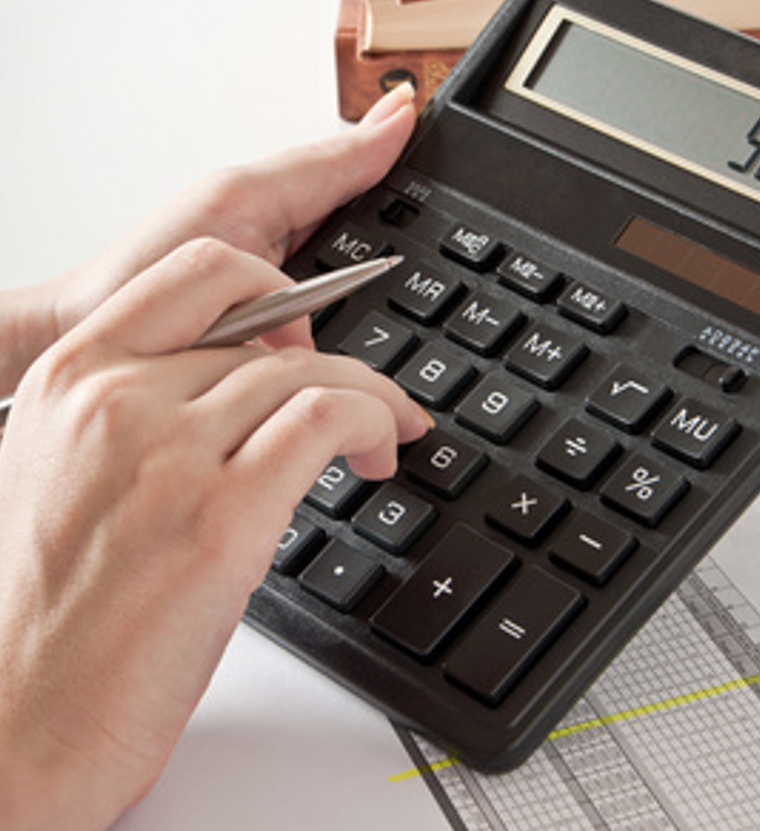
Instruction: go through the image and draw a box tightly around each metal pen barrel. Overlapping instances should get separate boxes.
[0,255,402,441]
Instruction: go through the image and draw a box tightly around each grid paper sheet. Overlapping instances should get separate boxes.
[400,556,760,831]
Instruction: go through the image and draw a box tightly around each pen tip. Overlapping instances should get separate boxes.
[386,254,405,270]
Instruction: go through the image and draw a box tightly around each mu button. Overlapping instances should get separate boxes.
[652,398,740,469]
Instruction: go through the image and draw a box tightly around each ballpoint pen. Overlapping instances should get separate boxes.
[0,254,404,439]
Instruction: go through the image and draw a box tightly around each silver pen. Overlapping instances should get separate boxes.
[0,254,404,438]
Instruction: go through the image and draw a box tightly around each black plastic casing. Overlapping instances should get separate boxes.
[245,0,760,771]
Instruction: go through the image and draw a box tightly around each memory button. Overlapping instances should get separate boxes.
[315,223,389,271]
[440,222,504,271]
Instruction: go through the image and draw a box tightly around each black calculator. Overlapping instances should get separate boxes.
[245,0,760,771]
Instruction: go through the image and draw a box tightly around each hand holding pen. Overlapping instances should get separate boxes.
[0,84,423,830]
[0,255,403,438]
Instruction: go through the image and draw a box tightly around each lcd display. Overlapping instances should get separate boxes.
[506,7,760,203]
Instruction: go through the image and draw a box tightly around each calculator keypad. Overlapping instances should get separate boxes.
[251,194,755,773]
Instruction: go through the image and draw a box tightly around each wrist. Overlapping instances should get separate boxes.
[0,703,139,831]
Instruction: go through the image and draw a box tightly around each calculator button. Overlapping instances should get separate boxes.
[314,223,389,271]
[387,262,465,324]
[404,430,489,498]
[550,511,637,586]
[395,342,476,409]
[557,281,627,334]
[443,291,523,355]
[587,364,672,433]
[454,375,538,444]
[443,567,584,705]
[371,524,515,659]
[600,455,689,527]
[353,484,437,554]
[299,540,385,613]
[505,324,588,390]
[305,458,371,518]
[536,418,621,489]
[485,473,570,546]
[496,252,563,301]
[272,515,326,575]
[439,222,504,271]
[651,398,741,469]
[338,311,417,373]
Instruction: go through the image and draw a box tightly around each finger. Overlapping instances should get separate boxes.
[56,85,417,325]
[237,83,418,261]
[190,346,432,457]
[76,238,313,356]
[222,387,407,566]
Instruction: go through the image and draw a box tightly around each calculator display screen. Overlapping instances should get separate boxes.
[505,6,760,204]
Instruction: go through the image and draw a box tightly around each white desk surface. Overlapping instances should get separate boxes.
[2,3,758,830]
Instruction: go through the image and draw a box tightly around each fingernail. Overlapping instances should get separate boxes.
[360,82,416,127]
[418,405,437,431]
[409,401,436,436]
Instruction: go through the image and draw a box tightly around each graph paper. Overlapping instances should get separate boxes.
[394,554,760,831]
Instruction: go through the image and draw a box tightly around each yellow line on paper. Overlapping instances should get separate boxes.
[389,755,460,783]
[549,672,760,740]
[389,672,760,783]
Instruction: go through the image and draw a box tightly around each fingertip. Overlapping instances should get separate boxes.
[360,82,417,127]
[345,450,398,482]
[398,401,436,445]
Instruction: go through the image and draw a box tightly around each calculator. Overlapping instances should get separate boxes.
[245,0,760,771]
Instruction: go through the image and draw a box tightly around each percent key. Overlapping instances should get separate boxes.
[601,454,689,527]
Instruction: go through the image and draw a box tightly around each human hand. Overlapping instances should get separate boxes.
[0,83,416,394]
[0,85,426,830]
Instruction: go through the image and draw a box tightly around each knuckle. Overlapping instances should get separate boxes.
[291,386,344,432]
[24,335,92,401]
[191,166,278,258]
[192,166,252,229]
[174,236,237,277]
[273,344,319,374]
[69,368,137,440]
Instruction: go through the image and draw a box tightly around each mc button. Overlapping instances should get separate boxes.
[315,223,389,270]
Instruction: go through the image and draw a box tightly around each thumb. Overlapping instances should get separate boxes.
[50,85,417,339]
[248,82,418,260]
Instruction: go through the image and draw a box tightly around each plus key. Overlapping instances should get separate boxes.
[371,525,515,659]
